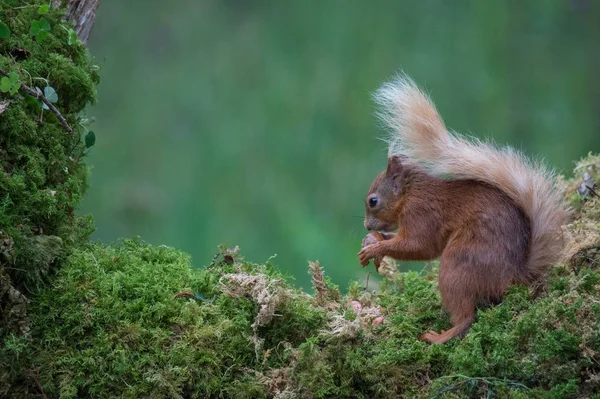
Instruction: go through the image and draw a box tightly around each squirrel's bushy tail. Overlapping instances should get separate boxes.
[374,73,567,279]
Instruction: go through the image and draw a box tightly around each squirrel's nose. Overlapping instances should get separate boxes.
[364,219,373,231]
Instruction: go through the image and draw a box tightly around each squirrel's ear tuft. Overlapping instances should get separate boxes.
[387,156,405,195]
[386,156,403,177]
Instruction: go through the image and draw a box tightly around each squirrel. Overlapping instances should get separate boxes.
[358,74,567,344]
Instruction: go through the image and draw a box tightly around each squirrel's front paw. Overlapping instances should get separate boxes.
[360,233,386,268]
[362,232,384,248]
[358,244,379,267]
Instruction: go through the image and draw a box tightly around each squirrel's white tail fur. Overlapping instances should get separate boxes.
[374,74,567,279]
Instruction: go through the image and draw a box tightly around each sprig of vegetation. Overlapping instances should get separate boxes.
[0,68,72,132]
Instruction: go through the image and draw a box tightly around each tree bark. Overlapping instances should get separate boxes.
[52,0,101,44]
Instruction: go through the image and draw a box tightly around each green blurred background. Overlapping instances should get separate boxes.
[83,0,599,290]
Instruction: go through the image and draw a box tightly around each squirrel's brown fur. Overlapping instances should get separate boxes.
[358,74,567,344]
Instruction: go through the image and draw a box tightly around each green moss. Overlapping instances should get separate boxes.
[1,239,328,398]
[0,0,98,337]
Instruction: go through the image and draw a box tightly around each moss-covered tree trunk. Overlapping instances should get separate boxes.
[0,0,101,341]
[52,0,101,44]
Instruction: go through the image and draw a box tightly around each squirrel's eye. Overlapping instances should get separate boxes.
[368,197,378,208]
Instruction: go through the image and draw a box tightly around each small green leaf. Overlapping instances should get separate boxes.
[30,20,40,36]
[43,86,58,103]
[30,18,51,40]
[0,77,11,93]
[3,0,16,5]
[1,72,20,95]
[39,18,51,32]
[37,30,49,40]
[9,81,20,95]
[0,22,10,39]
[38,4,50,14]
[85,131,96,149]
[67,28,77,45]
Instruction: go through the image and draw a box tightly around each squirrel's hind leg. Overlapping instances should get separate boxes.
[421,253,479,344]
[420,289,475,344]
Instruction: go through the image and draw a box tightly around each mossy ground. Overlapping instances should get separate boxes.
[1,154,599,398]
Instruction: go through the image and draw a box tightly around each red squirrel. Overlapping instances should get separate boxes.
[358,74,567,344]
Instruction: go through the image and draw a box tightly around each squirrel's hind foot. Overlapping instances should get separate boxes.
[420,318,473,344]
[420,330,450,344]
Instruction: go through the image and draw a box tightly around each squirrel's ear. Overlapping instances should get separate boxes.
[386,156,403,177]
[386,156,404,195]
